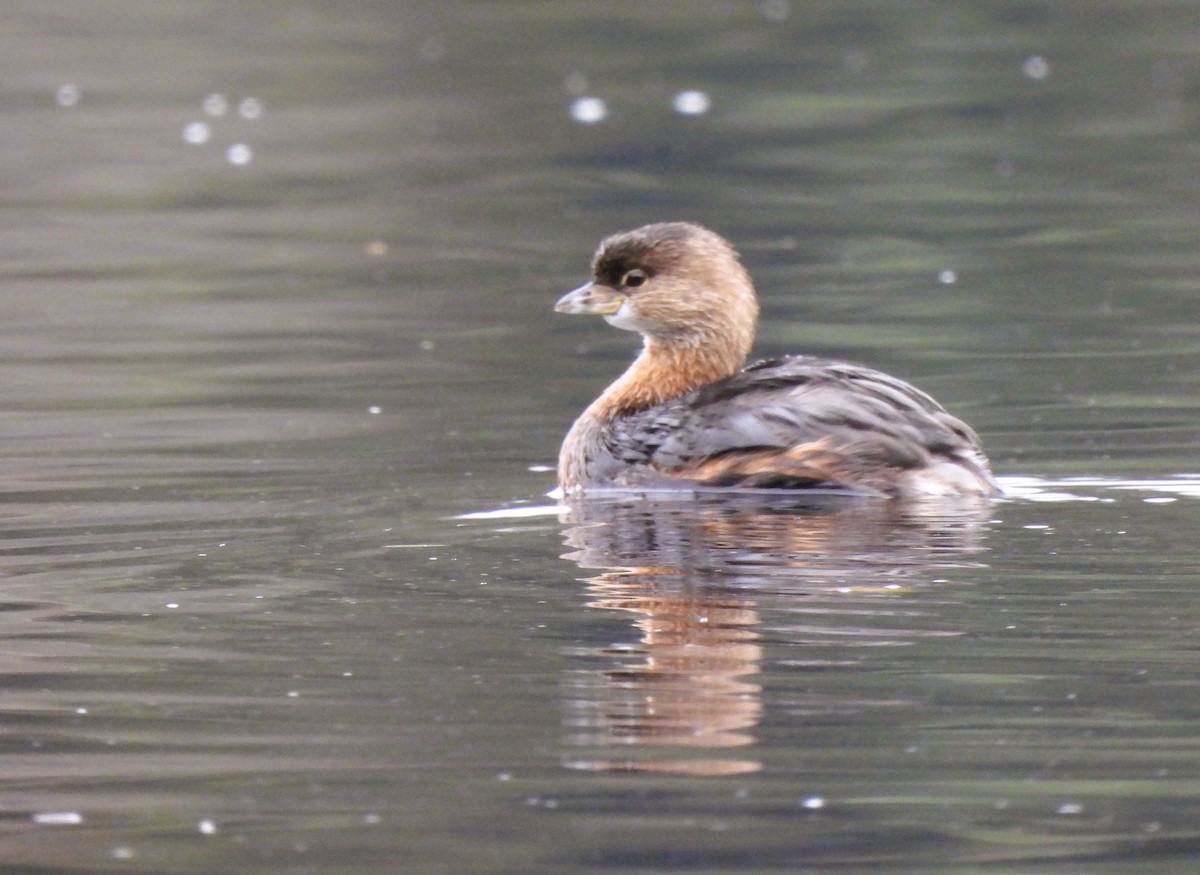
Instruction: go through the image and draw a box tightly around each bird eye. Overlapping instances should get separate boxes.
[621,269,648,288]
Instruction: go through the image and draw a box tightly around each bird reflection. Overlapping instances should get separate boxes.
[558,493,991,776]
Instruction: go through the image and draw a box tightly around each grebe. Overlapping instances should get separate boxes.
[555,222,1000,499]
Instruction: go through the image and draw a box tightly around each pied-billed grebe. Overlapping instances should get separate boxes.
[555,222,1000,499]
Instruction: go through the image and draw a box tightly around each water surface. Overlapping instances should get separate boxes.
[3,2,1200,872]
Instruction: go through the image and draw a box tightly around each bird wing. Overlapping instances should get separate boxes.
[610,357,994,495]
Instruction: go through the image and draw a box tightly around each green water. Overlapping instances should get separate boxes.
[2,2,1200,872]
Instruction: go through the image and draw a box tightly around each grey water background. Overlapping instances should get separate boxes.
[3,1,1200,872]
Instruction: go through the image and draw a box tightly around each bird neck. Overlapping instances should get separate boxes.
[588,332,750,418]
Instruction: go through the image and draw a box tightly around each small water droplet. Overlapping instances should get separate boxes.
[1022,55,1050,80]
[56,83,80,107]
[204,93,229,115]
[237,97,263,119]
[226,143,253,166]
[672,90,711,116]
[33,811,83,825]
[569,96,608,124]
[183,121,211,145]
[198,819,217,835]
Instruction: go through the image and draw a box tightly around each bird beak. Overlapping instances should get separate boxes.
[554,282,626,316]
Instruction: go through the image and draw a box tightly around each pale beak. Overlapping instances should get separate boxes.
[554,282,626,315]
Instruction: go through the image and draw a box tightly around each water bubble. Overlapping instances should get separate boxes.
[800,795,826,810]
[1021,55,1050,80]
[238,97,263,119]
[364,240,389,257]
[33,811,83,825]
[182,121,211,145]
[1055,802,1084,815]
[198,819,217,835]
[226,143,253,165]
[938,269,957,285]
[55,83,80,107]
[569,96,608,124]
[368,405,382,415]
[203,93,229,116]
[672,90,711,116]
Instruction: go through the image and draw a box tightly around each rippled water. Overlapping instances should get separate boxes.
[4,2,1200,872]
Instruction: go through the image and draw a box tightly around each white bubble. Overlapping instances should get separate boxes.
[182,121,211,145]
[368,405,382,415]
[198,819,217,835]
[800,795,826,810]
[226,143,253,165]
[55,83,80,107]
[672,90,711,116]
[1022,55,1050,80]
[238,97,263,119]
[204,93,229,115]
[569,96,608,124]
[1056,802,1084,815]
[33,811,83,825]
[938,269,957,284]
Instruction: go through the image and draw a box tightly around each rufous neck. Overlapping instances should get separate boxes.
[588,335,748,418]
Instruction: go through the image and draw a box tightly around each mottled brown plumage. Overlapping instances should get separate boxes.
[555,222,1000,499]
